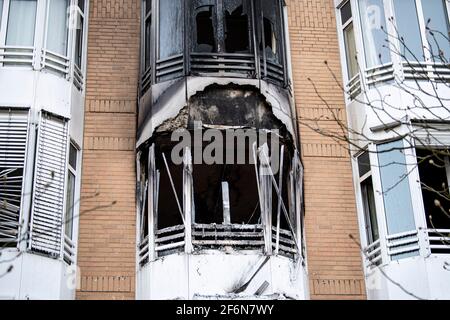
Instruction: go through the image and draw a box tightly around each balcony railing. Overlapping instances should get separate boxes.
[365,62,395,86]
[190,52,257,79]
[138,222,299,268]
[427,229,450,254]
[63,235,76,265]
[364,239,382,268]
[0,46,35,67]
[192,223,264,250]
[347,74,362,101]
[41,49,70,77]
[0,45,85,92]
[362,228,450,270]
[140,51,288,92]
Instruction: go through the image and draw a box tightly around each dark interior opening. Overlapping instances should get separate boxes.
[193,130,261,225]
[154,144,184,230]
[263,17,277,60]
[417,149,450,230]
[139,152,149,240]
[271,148,292,231]
[417,149,450,254]
[225,5,250,53]
[195,5,216,52]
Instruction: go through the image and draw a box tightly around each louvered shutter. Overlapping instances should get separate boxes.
[30,112,69,257]
[0,109,29,244]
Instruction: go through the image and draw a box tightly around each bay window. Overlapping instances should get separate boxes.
[359,0,391,68]
[46,0,69,56]
[6,0,37,46]
[140,0,288,87]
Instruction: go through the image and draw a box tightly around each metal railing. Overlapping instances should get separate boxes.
[190,52,257,79]
[155,224,186,257]
[365,62,395,86]
[347,73,362,100]
[192,223,264,250]
[363,239,382,268]
[271,226,297,258]
[41,49,70,77]
[63,235,76,265]
[427,229,450,254]
[73,63,84,91]
[0,46,35,67]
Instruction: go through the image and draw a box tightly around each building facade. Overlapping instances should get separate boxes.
[0,0,448,300]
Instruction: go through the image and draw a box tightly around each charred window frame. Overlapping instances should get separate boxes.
[139,0,289,89]
[257,0,287,84]
[156,0,185,82]
[140,0,152,92]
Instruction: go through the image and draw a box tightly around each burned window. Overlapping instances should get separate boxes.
[194,3,216,53]
[143,0,152,71]
[193,0,253,54]
[0,109,28,247]
[260,0,282,64]
[159,0,184,59]
[224,1,250,53]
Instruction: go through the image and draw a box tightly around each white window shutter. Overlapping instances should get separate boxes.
[0,109,29,244]
[30,112,69,257]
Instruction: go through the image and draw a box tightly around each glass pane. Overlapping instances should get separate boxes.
[378,140,416,235]
[358,151,371,177]
[0,0,4,28]
[393,0,424,61]
[421,0,450,62]
[75,15,84,67]
[159,0,183,59]
[359,0,391,67]
[78,0,85,13]
[224,0,250,53]
[69,143,78,170]
[6,0,37,46]
[261,0,282,64]
[145,0,151,14]
[341,1,352,25]
[47,0,69,56]
[65,171,76,239]
[344,22,358,79]
[362,178,379,243]
[144,15,151,70]
[194,4,216,53]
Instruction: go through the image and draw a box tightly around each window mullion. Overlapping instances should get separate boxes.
[415,0,432,63]
[216,0,224,52]
[0,0,9,47]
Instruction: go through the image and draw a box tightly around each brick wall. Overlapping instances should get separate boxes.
[286,0,366,299]
[76,0,140,300]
